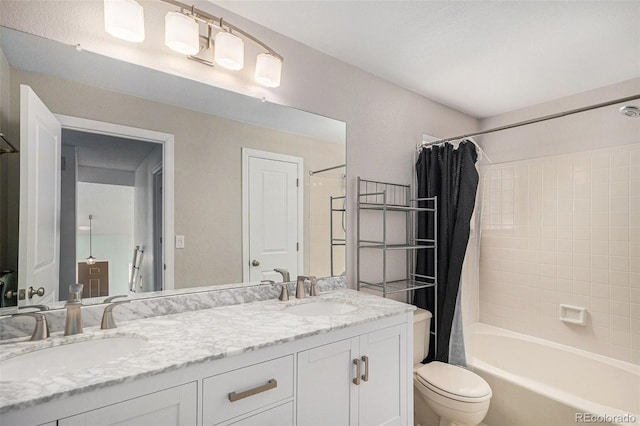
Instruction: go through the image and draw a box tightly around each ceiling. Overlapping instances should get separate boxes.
[62,129,158,172]
[214,1,640,118]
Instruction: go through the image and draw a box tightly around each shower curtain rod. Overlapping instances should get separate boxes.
[419,94,640,148]
[309,163,346,175]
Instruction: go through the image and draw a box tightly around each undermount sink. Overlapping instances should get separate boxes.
[0,336,147,382]
[285,301,358,317]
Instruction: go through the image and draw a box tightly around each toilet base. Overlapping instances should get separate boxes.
[414,380,489,426]
[414,385,439,426]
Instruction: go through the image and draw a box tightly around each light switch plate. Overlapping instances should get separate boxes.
[175,235,185,249]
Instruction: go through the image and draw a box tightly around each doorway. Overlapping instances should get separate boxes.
[55,114,174,294]
[77,261,109,298]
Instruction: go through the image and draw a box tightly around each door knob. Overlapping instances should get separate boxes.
[27,286,45,299]
[251,259,260,267]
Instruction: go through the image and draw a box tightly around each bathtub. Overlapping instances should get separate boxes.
[470,324,640,426]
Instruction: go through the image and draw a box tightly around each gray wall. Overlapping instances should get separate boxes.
[58,144,77,300]
[0,45,7,269]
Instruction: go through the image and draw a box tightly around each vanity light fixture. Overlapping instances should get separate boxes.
[104,0,284,87]
[86,215,96,266]
[104,0,145,43]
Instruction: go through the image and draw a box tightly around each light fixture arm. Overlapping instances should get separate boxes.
[159,0,284,61]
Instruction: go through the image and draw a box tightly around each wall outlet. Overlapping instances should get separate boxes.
[175,235,185,249]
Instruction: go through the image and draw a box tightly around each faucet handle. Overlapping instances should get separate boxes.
[68,283,84,304]
[15,312,50,341]
[309,276,318,296]
[101,300,130,329]
[296,276,309,299]
[278,284,289,302]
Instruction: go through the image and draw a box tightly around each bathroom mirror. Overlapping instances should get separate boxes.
[0,26,347,309]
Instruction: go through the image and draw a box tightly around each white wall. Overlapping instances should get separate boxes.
[77,182,134,296]
[473,79,640,365]
[478,78,640,163]
[0,0,478,288]
[479,143,640,365]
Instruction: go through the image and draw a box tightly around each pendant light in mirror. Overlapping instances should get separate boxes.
[86,215,96,265]
[104,0,145,43]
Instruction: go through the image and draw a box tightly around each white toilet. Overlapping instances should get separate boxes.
[413,309,492,426]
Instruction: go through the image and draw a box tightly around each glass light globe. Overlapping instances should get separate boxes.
[255,53,282,88]
[214,31,244,70]
[104,0,145,43]
[165,12,199,55]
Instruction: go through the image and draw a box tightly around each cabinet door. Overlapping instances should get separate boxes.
[58,382,197,426]
[297,337,359,426]
[358,325,406,426]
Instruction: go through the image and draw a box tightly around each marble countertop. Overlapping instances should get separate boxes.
[0,289,414,413]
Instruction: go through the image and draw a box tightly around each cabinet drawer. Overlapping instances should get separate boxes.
[203,355,294,425]
[227,401,293,426]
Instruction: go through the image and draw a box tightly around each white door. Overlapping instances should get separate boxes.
[297,337,359,426]
[243,149,302,282]
[18,85,61,306]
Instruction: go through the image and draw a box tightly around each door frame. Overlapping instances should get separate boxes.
[241,148,304,282]
[151,165,163,292]
[55,114,175,290]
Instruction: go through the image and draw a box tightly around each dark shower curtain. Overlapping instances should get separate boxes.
[414,140,479,363]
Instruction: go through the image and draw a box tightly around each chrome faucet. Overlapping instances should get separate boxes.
[296,276,309,299]
[101,300,130,329]
[15,312,50,341]
[18,304,50,312]
[64,283,84,336]
[274,268,290,282]
[104,294,128,303]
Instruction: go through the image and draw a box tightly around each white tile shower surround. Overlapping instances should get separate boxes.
[478,143,640,365]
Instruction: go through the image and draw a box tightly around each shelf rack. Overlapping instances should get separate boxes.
[329,195,346,276]
[356,177,438,301]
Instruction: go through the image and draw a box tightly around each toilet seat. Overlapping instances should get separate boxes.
[415,361,492,403]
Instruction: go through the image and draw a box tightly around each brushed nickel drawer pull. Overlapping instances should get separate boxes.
[228,379,277,402]
[361,355,369,382]
[353,358,361,385]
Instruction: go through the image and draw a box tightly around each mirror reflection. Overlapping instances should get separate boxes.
[0,27,346,309]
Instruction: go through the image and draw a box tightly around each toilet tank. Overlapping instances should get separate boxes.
[413,308,432,365]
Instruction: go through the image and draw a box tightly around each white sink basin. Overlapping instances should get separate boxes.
[285,301,357,317]
[0,336,147,382]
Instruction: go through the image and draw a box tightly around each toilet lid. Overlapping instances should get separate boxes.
[415,361,491,400]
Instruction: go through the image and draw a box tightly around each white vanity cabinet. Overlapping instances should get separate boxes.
[297,324,407,426]
[0,308,412,426]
